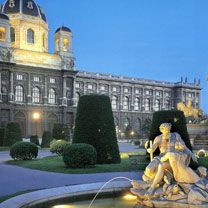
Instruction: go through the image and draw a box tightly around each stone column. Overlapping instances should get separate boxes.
[27,73,32,104]
[142,88,145,112]
[162,90,165,110]
[9,72,14,102]
[43,76,48,105]
[72,78,77,106]
[62,76,67,106]
[120,85,123,110]
[131,86,135,111]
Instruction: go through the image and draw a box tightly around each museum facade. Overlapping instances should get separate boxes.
[0,0,201,139]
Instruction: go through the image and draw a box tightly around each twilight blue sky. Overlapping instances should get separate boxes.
[36,0,207,112]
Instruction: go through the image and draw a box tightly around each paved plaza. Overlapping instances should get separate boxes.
[0,143,143,197]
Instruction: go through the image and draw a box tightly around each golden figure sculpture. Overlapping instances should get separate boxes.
[177,99,202,120]
[131,123,208,207]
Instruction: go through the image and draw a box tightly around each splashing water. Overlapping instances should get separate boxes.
[88,177,132,208]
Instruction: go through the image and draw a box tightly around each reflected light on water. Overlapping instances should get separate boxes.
[123,194,137,201]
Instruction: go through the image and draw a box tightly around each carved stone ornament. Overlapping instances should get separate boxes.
[9,0,15,8]
[27,1,33,9]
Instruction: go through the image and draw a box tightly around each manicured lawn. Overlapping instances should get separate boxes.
[6,153,149,174]
[0,147,10,151]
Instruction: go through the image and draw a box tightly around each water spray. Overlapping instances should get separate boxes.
[88,176,133,208]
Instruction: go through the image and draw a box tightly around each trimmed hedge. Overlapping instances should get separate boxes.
[149,110,192,155]
[73,95,121,164]
[63,143,97,168]
[30,135,39,146]
[10,141,38,160]
[0,128,5,146]
[50,140,69,156]
[41,131,53,148]
[52,123,69,141]
[4,122,22,146]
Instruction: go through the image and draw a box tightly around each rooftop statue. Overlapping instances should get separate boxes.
[131,123,208,207]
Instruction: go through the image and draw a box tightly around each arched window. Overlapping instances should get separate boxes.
[15,85,24,102]
[145,98,151,111]
[134,98,141,111]
[112,95,118,110]
[10,27,15,43]
[48,88,56,104]
[27,29,34,44]
[32,87,40,103]
[123,96,129,110]
[155,99,160,111]
[124,118,130,128]
[0,27,6,42]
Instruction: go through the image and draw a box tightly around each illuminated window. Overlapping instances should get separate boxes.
[10,27,15,43]
[124,88,129,93]
[0,27,6,42]
[32,87,40,103]
[155,99,161,111]
[16,74,23,80]
[15,85,24,102]
[33,76,40,82]
[48,88,56,104]
[134,98,141,111]
[63,38,69,51]
[27,29,34,44]
[75,83,80,88]
[50,78,55,84]
[112,87,117,92]
[123,97,130,110]
[88,84,93,90]
[145,98,151,111]
[112,95,118,110]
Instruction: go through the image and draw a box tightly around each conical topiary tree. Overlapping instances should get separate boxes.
[73,94,121,164]
[149,110,192,155]
[41,131,53,148]
[4,122,22,146]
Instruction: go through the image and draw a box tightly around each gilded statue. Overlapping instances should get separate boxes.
[131,123,208,207]
[177,99,202,120]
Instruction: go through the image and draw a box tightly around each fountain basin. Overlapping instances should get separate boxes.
[0,181,132,208]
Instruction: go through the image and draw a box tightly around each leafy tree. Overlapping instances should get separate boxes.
[0,128,5,146]
[73,95,121,164]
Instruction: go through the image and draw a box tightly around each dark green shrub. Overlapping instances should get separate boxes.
[4,122,22,146]
[52,123,69,141]
[149,110,192,155]
[73,95,121,164]
[30,135,39,146]
[10,141,38,160]
[63,143,97,168]
[41,131,53,148]
[50,140,69,156]
[0,128,5,146]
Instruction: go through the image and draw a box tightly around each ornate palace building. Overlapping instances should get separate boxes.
[0,0,201,139]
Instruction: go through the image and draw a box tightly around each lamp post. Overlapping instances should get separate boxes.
[33,112,40,136]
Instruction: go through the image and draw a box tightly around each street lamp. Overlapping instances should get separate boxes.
[33,112,40,136]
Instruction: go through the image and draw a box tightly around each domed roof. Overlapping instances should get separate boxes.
[0,12,9,20]
[1,0,47,22]
[55,26,72,33]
